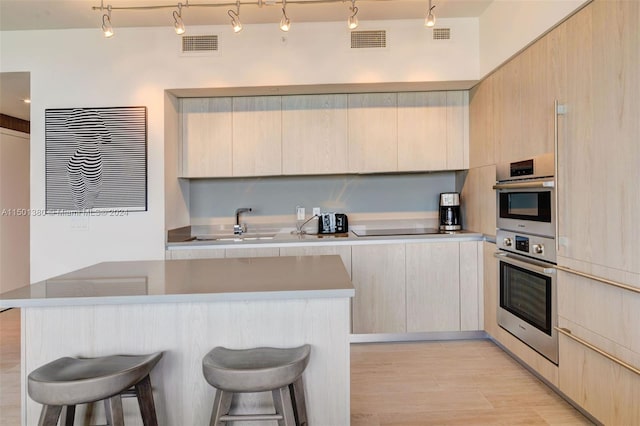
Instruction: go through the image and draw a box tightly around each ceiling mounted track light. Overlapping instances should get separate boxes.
[173,2,186,35]
[228,0,243,32]
[280,0,291,32]
[347,0,358,30]
[425,0,436,27]
[101,3,114,38]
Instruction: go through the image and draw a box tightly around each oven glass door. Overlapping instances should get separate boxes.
[499,260,552,336]
[499,191,552,223]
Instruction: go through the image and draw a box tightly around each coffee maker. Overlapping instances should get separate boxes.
[439,192,461,231]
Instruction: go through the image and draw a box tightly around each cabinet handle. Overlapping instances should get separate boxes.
[492,181,554,190]
[555,327,640,377]
[556,265,640,295]
[554,100,566,251]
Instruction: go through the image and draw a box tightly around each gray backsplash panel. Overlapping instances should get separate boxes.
[189,172,456,219]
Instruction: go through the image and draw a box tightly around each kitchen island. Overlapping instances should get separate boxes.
[0,255,354,426]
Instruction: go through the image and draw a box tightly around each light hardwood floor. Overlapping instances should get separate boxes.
[1,309,590,425]
[351,340,591,425]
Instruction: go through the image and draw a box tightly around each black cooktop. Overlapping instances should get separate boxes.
[352,228,443,237]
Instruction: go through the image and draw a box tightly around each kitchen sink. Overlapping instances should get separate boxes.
[194,233,276,242]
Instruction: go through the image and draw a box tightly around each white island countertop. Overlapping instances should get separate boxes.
[0,255,354,308]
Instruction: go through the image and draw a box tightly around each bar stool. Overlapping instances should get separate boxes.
[202,345,310,426]
[28,352,163,426]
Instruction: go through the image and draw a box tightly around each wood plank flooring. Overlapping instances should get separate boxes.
[1,309,590,425]
[351,340,591,425]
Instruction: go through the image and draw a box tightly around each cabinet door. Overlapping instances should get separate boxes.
[559,0,640,277]
[167,248,226,260]
[351,244,405,334]
[469,76,495,168]
[397,91,447,171]
[232,96,282,177]
[348,93,397,173]
[406,242,460,332]
[282,94,348,175]
[225,247,280,258]
[279,245,351,278]
[559,332,640,425]
[181,98,232,177]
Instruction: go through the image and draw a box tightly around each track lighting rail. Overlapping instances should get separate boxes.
[93,0,435,37]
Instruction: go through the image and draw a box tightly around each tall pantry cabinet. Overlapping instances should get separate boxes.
[468,0,640,423]
[556,1,640,424]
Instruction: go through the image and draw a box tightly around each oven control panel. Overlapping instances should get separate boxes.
[497,229,556,263]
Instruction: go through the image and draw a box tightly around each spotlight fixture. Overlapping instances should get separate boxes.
[347,0,359,30]
[102,4,114,38]
[173,3,185,35]
[280,0,291,32]
[425,0,436,27]
[228,0,243,33]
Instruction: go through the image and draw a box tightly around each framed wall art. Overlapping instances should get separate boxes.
[45,106,147,213]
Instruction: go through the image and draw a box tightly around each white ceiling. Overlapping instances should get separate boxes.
[0,0,493,122]
[0,0,492,31]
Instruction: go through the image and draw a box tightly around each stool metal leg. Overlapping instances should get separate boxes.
[272,386,296,426]
[61,405,76,426]
[209,390,233,426]
[290,377,308,426]
[37,405,62,426]
[135,375,159,426]
[104,395,125,426]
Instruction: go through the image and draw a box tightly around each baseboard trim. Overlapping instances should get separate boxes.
[350,330,488,343]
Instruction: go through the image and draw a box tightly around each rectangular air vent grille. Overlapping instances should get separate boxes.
[182,35,219,52]
[433,28,451,40]
[351,30,387,49]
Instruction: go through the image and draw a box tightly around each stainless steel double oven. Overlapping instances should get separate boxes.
[494,153,559,364]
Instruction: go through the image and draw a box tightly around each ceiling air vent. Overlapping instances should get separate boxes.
[351,30,386,49]
[182,35,219,52]
[433,28,451,40]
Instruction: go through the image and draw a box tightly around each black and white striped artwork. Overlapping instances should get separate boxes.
[45,107,147,213]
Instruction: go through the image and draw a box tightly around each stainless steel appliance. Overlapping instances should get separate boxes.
[439,192,461,231]
[318,213,348,234]
[494,153,558,365]
[494,153,555,238]
[495,229,558,364]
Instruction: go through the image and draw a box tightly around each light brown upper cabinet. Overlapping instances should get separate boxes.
[469,76,495,169]
[180,97,233,178]
[281,94,348,175]
[398,91,468,171]
[232,96,282,177]
[180,90,469,177]
[347,93,398,173]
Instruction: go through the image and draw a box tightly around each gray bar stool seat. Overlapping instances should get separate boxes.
[28,352,163,426]
[202,345,310,426]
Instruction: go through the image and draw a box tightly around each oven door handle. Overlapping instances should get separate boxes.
[492,181,555,190]
[494,252,557,276]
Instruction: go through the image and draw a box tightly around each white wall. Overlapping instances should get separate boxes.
[0,18,479,282]
[478,0,589,77]
[0,128,30,292]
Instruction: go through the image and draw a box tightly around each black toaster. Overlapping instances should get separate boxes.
[318,213,348,234]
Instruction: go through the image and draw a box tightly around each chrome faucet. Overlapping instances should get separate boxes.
[234,208,252,235]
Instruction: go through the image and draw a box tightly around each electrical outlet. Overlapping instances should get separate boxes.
[313,207,321,216]
[296,206,305,220]
[70,216,89,231]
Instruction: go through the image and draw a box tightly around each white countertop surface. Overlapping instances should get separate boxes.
[0,255,354,308]
[167,228,484,250]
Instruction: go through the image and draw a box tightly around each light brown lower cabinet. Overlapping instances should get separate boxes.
[351,244,406,334]
[406,242,460,332]
[559,332,640,425]
[352,241,481,335]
